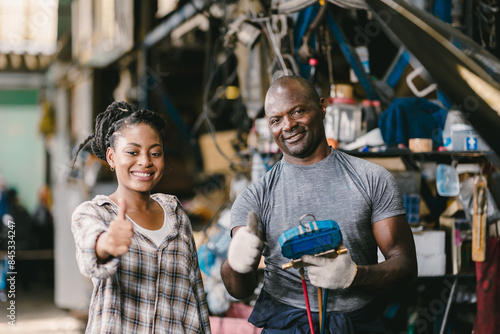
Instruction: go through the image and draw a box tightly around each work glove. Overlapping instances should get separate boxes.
[227,212,263,274]
[300,249,357,290]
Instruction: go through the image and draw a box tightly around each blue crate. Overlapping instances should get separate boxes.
[402,194,420,224]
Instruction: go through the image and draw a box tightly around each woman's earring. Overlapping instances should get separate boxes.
[110,166,115,172]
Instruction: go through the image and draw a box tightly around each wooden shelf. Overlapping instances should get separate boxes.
[342,149,498,169]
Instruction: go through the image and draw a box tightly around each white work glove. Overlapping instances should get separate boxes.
[300,250,358,290]
[227,212,263,274]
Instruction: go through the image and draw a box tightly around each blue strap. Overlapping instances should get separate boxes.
[326,11,379,100]
[293,4,320,79]
[386,50,410,88]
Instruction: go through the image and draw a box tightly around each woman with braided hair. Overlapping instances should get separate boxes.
[71,101,211,333]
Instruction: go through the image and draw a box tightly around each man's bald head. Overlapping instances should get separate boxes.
[265,75,320,115]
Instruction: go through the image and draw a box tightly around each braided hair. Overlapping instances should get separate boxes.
[71,101,166,168]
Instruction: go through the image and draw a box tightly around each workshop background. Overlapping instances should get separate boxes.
[1,0,500,333]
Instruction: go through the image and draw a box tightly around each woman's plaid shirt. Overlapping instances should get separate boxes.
[72,193,211,333]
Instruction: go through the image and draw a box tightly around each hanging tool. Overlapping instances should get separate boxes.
[472,173,488,262]
[296,3,328,64]
[477,0,499,48]
[323,27,336,98]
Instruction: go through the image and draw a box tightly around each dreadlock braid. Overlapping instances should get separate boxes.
[71,133,94,169]
[71,101,166,168]
[91,101,138,161]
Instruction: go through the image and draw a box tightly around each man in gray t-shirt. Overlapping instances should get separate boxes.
[221,75,417,333]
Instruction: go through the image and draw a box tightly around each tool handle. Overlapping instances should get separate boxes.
[282,246,348,269]
[472,175,487,262]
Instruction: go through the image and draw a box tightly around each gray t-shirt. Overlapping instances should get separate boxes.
[230,149,406,312]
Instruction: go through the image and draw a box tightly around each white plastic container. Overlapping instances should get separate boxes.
[324,97,361,144]
[451,124,489,151]
[442,109,464,151]
[442,110,490,151]
[413,230,447,276]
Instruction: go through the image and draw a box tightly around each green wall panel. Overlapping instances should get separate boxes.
[0,94,44,213]
[0,90,39,105]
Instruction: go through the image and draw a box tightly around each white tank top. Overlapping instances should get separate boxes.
[128,207,171,247]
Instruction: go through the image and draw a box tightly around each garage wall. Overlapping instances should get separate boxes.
[0,89,44,212]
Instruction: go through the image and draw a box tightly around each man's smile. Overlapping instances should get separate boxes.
[283,131,304,144]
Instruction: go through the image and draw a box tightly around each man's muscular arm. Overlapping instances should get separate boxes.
[350,214,417,292]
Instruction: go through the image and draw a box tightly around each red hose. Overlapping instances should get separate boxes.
[299,268,315,334]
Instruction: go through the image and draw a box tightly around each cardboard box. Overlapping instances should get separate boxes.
[417,253,446,276]
[199,130,239,174]
[379,230,447,276]
[413,230,446,276]
[413,230,446,256]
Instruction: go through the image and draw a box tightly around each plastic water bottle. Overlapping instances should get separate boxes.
[251,152,266,183]
[442,110,465,151]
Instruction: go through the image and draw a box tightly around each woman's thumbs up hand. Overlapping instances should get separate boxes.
[96,198,134,260]
[106,198,134,257]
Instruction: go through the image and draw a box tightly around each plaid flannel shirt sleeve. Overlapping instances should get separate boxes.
[177,200,212,334]
[71,202,120,279]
